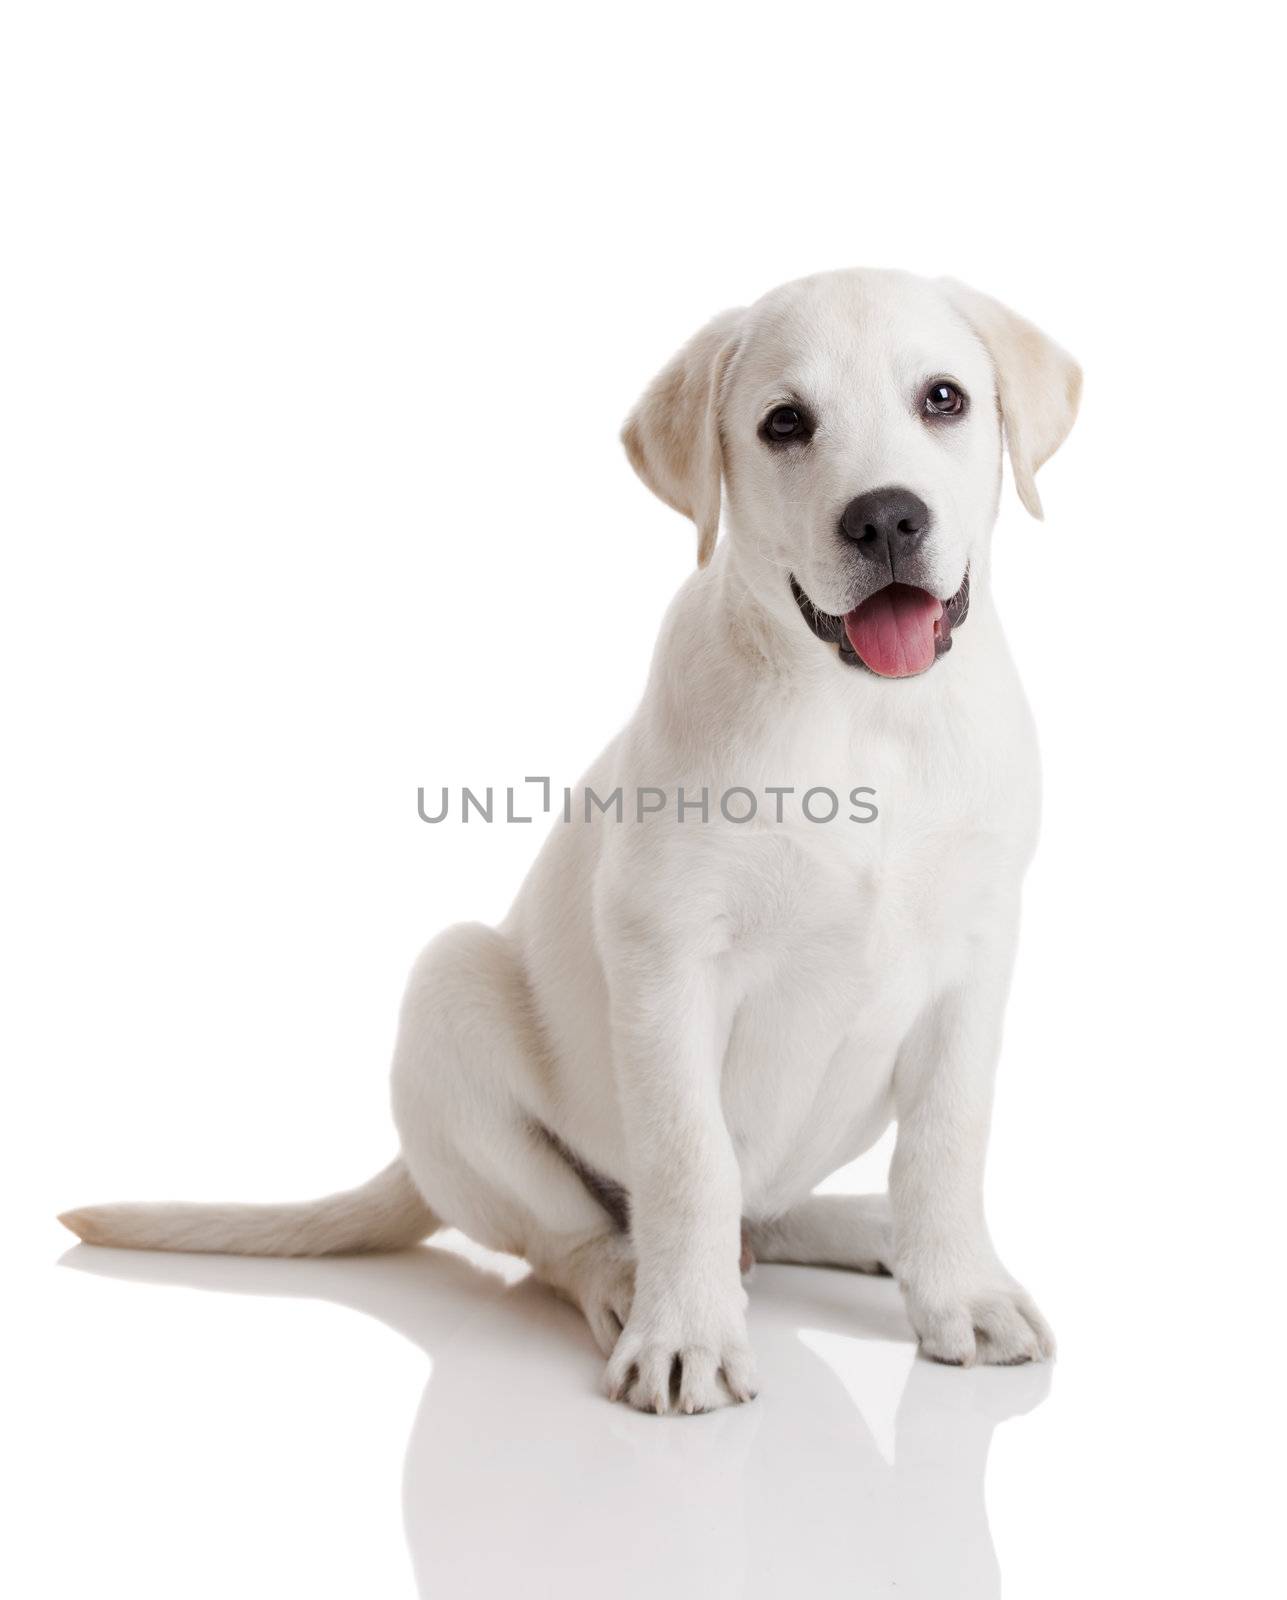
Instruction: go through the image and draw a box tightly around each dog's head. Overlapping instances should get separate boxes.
[622,269,1080,678]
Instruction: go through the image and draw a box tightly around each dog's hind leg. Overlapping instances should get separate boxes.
[390,921,634,1353]
[528,1227,637,1356]
[745,1194,893,1275]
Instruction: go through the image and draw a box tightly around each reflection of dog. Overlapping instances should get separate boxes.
[62,269,1080,1414]
[64,1244,1049,1597]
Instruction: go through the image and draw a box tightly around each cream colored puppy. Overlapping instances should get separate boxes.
[63,269,1081,1415]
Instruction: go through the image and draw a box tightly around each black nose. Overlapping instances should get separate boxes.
[839,486,932,568]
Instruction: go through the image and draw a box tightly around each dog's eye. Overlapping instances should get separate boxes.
[762,405,810,443]
[924,381,966,418]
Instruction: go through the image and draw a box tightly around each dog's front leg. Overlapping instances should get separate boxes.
[600,943,755,1414]
[891,942,1055,1368]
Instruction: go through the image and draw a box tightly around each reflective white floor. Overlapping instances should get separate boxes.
[19,1228,1269,1599]
[65,1236,1037,1597]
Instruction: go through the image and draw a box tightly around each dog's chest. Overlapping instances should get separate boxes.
[722,719,1025,980]
[722,806,991,1004]
[715,729,1033,1206]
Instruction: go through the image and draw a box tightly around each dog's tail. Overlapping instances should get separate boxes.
[57,1158,439,1257]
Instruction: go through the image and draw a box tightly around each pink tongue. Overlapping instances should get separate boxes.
[844,584,944,678]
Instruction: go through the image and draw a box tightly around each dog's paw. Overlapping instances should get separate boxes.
[903,1276,1055,1367]
[604,1285,757,1414]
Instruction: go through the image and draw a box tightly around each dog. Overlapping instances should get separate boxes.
[62,268,1081,1415]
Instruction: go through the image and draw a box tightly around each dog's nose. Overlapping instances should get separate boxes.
[839,487,932,567]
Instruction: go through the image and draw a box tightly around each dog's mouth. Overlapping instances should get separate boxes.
[790,571,971,677]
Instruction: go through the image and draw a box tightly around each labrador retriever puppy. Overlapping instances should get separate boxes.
[62,268,1080,1414]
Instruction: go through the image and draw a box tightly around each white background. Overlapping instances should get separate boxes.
[3,4,1283,1597]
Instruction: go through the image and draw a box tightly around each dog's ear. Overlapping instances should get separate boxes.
[622,309,744,567]
[940,280,1082,519]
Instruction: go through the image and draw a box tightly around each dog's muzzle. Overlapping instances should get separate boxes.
[790,569,971,677]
